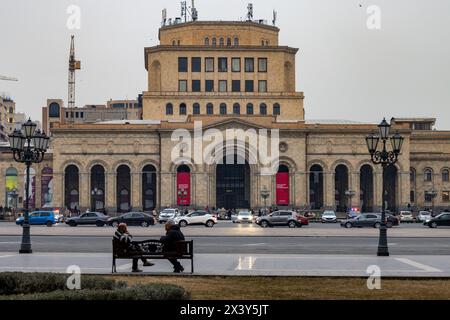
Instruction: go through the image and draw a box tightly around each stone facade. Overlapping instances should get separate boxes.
[1,20,449,214]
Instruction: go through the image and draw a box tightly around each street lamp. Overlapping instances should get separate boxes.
[366,118,404,256]
[9,119,49,254]
[260,186,270,212]
[425,189,438,214]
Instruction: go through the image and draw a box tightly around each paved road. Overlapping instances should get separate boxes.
[1,235,449,255]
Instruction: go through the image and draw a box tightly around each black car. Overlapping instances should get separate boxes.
[423,213,450,228]
[65,212,109,227]
[107,212,155,227]
[340,213,398,228]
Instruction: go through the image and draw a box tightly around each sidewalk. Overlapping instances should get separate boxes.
[0,252,449,277]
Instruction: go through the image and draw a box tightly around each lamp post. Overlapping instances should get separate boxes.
[8,119,49,254]
[425,189,438,215]
[345,189,356,213]
[260,186,270,212]
[366,118,404,257]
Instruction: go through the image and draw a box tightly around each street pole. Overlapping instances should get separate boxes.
[378,163,389,256]
[20,163,32,254]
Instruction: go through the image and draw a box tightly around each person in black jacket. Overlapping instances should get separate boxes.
[160,220,185,273]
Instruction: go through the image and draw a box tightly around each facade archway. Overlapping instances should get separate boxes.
[116,165,131,212]
[309,165,324,210]
[216,154,250,209]
[384,165,398,212]
[177,165,191,207]
[64,165,79,211]
[276,165,290,206]
[335,164,349,212]
[90,165,105,212]
[142,165,157,210]
[360,165,374,212]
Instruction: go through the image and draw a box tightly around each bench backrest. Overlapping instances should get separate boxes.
[112,239,193,257]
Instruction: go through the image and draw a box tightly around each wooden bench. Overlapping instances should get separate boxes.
[112,239,194,273]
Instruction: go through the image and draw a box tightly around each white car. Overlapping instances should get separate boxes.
[174,210,217,227]
[418,211,432,223]
[158,208,180,224]
[233,211,254,224]
[321,210,337,223]
[400,211,414,223]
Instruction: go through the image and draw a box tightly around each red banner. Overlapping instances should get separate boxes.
[276,172,289,205]
[177,172,190,206]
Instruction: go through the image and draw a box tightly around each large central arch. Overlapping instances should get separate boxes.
[216,154,251,209]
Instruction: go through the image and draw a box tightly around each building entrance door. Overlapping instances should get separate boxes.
[216,156,250,209]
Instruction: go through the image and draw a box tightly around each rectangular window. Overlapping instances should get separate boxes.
[232,80,241,92]
[80,112,84,118]
[219,80,227,92]
[218,58,228,72]
[245,80,254,92]
[192,80,201,92]
[191,57,201,72]
[258,58,268,72]
[205,80,214,92]
[245,58,254,72]
[179,80,188,92]
[443,191,450,202]
[425,193,433,202]
[75,112,79,118]
[65,112,69,118]
[178,57,188,72]
[205,58,214,72]
[258,80,267,92]
[232,58,241,72]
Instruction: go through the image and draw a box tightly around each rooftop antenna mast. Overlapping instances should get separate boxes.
[68,35,81,108]
[180,0,198,23]
[247,3,253,21]
[162,8,167,26]
[272,10,277,26]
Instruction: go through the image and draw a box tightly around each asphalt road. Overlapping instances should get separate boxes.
[1,235,449,255]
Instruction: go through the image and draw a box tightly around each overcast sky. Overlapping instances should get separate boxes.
[1,0,449,128]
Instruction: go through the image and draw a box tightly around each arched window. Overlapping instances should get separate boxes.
[273,103,281,115]
[234,37,239,46]
[424,169,433,182]
[193,103,200,115]
[48,102,60,118]
[233,103,240,115]
[219,38,224,46]
[443,169,449,182]
[220,103,227,115]
[206,103,214,115]
[205,37,209,46]
[166,103,173,115]
[260,103,267,115]
[410,168,416,183]
[227,38,232,46]
[246,103,254,115]
[179,103,187,115]
[212,38,217,46]
[116,165,131,212]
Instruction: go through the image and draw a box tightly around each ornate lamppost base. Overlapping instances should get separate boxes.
[19,249,33,254]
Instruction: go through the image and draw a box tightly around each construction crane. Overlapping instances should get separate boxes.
[0,75,18,81]
[68,35,81,108]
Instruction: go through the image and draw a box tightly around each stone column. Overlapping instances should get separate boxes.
[324,171,334,209]
[131,171,141,211]
[35,173,42,209]
[351,171,360,208]
[105,171,115,213]
[79,171,89,211]
[53,171,64,209]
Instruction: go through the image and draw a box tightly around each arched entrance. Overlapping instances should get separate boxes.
[216,155,250,209]
[90,165,105,212]
[177,165,191,207]
[360,165,374,212]
[116,165,131,212]
[142,165,157,210]
[276,165,290,206]
[309,165,324,209]
[64,165,79,211]
[384,165,398,212]
[335,165,349,212]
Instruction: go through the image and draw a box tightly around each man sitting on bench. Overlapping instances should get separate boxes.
[160,220,185,273]
[113,223,154,272]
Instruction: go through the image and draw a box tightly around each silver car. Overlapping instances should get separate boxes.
[233,211,254,224]
[158,208,180,224]
[255,210,303,228]
[321,210,337,223]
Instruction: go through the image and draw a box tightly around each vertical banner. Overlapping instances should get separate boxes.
[41,167,54,208]
[276,172,289,206]
[177,172,190,206]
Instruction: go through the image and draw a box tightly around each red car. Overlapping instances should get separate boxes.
[296,214,309,226]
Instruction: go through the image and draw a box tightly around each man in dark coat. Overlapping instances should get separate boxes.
[160,220,185,273]
[113,223,154,272]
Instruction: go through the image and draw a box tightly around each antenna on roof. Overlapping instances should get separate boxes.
[272,10,277,26]
[181,1,187,22]
[162,8,167,26]
[191,0,198,21]
[247,3,253,21]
